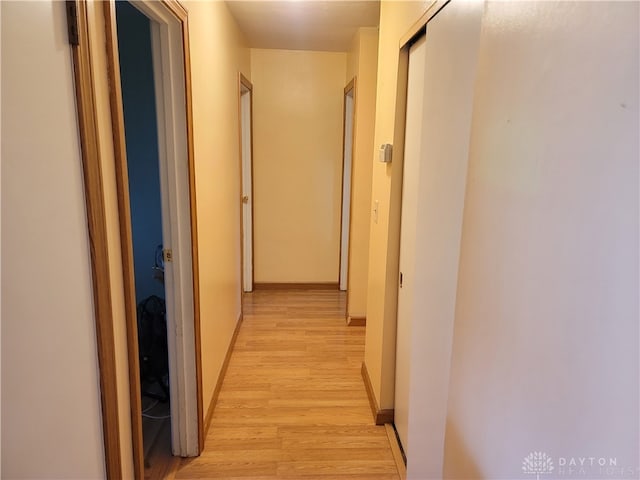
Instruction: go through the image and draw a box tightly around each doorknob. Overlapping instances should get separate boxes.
[242,195,249,204]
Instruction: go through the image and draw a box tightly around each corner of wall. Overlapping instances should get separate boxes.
[363,0,437,411]
[346,25,379,320]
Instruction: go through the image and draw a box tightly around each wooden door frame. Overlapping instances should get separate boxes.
[68,0,203,477]
[340,78,357,317]
[238,73,255,295]
[104,0,203,464]
[67,1,122,476]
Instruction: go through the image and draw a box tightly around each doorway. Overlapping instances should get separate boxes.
[115,1,171,470]
[69,0,202,476]
[239,74,254,293]
[105,0,202,475]
[340,79,356,292]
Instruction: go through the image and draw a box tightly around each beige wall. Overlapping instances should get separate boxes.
[346,28,378,318]
[185,0,250,417]
[443,1,639,477]
[346,32,358,82]
[364,0,435,409]
[1,2,106,478]
[251,48,347,283]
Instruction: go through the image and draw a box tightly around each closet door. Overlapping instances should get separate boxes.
[394,1,483,476]
[394,33,427,454]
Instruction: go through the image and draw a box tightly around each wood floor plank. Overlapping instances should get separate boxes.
[276,460,399,476]
[177,461,278,478]
[175,290,399,480]
[279,447,394,462]
[205,425,279,440]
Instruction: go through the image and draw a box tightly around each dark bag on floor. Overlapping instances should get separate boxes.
[137,295,169,402]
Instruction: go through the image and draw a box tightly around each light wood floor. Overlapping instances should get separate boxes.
[174,289,400,479]
[141,395,174,479]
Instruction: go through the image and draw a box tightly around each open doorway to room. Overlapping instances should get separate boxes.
[340,79,356,296]
[239,74,254,293]
[105,0,203,476]
[115,2,171,471]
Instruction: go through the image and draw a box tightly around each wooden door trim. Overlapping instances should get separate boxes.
[102,2,145,477]
[339,77,357,319]
[67,1,122,477]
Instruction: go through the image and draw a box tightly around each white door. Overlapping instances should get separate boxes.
[394,2,484,475]
[340,89,355,291]
[394,34,427,454]
[141,0,200,456]
[241,85,254,292]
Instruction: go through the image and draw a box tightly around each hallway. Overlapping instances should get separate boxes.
[175,290,401,479]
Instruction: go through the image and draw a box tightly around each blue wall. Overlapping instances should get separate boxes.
[116,2,165,303]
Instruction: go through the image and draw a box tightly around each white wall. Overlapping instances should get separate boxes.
[444,1,639,478]
[1,2,105,478]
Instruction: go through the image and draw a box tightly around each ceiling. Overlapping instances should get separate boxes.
[225,1,381,52]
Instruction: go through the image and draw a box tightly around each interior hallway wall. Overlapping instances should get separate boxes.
[185,0,251,419]
[251,48,347,284]
[443,2,639,477]
[1,2,106,477]
[346,27,378,319]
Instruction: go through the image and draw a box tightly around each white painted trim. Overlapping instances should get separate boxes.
[240,87,253,292]
[130,0,199,457]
